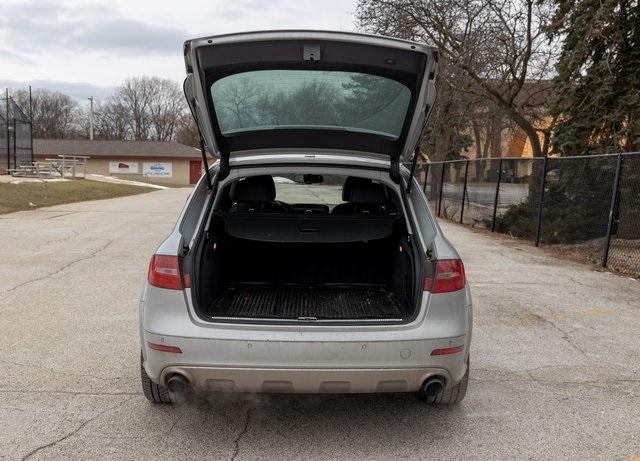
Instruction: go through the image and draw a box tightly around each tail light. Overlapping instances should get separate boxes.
[147,342,182,354]
[148,255,183,290]
[424,259,466,293]
[431,345,465,356]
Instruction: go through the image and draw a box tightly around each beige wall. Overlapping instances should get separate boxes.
[36,157,202,185]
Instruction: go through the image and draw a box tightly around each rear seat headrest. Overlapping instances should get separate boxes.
[350,183,387,204]
[341,176,373,201]
[230,175,276,202]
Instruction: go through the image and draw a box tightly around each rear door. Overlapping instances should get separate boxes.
[183,31,437,175]
[189,160,202,184]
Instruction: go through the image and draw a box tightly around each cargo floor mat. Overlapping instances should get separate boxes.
[212,284,404,320]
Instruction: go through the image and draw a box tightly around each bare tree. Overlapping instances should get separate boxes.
[357,0,559,157]
[146,77,186,141]
[112,77,153,140]
[91,101,130,140]
[12,88,82,138]
[175,114,199,148]
[92,77,187,141]
[420,61,476,161]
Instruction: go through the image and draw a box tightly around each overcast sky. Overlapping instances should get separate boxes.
[0,0,357,102]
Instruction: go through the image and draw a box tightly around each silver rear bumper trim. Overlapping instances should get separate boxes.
[160,366,452,394]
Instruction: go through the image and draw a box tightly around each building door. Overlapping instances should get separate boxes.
[189,161,202,184]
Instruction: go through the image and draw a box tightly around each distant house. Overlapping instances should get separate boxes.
[33,139,205,185]
[466,81,553,162]
[454,81,553,182]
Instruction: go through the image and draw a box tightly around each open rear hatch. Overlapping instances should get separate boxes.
[183,31,438,181]
[181,32,436,323]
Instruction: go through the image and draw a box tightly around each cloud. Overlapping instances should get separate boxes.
[0,0,357,87]
[0,48,36,65]
[0,1,188,57]
[0,79,115,103]
[215,0,288,19]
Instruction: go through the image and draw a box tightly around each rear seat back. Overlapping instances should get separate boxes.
[229,175,286,213]
[333,182,388,215]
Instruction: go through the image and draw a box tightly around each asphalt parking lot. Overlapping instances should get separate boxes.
[1,188,639,460]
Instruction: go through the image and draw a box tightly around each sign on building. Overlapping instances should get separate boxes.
[143,162,172,177]
[109,161,139,174]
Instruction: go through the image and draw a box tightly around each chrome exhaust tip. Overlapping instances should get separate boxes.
[167,374,193,399]
[421,376,444,396]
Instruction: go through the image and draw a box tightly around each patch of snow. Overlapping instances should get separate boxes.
[2,178,70,184]
[86,174,168,190]
[273,176,296,184]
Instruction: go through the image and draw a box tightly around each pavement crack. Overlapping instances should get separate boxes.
[42,212,75,220]
[166,412,183,436]
[229,407,253,461]
[20,396,136,461]
[529,312,589,357]
[0,238,113,295]
[0,358,127,381]
[41,230,80,246]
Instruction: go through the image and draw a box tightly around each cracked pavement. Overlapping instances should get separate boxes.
[1,188,639,460]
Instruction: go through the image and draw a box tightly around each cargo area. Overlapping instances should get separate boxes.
[195,224,416,321]
[190,175,420,322]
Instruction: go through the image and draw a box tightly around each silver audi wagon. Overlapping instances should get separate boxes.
[139,30,472,405]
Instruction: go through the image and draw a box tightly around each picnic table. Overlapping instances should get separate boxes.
[7,162,58,178]
[44,155,90,179]
[8,155,90,179]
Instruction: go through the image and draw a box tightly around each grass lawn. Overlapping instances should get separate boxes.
[0,180,154,214]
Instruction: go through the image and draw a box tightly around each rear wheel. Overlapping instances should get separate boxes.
[140,354,172,404]
[420,357,469,405]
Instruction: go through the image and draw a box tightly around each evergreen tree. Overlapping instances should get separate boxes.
[549,0,640,155]
[499,0,640,243]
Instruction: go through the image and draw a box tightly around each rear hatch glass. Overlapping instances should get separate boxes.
[184,31,437,163]
[211,70,411,140]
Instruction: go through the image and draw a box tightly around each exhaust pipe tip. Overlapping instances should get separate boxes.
[167,374,193,399]
[421,376,444,397]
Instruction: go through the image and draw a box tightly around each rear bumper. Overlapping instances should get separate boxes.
[142,331,469,393]
[159,365,453,393]
[140,282,473,394]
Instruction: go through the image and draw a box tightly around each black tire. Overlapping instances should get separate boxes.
[421,357,469,405]
[140,354,172,404]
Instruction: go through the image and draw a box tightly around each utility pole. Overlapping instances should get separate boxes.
[88,96,94,140]
[29,86,33,163]
[5,88,10,171]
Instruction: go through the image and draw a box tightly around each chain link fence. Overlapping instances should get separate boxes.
[1,94,33,172]
[422,152,640,278]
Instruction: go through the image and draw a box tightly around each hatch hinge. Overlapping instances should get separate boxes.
[390,157,401,184]
[218,154,229,181]
[426,247,434,260]
[179,235,190,256]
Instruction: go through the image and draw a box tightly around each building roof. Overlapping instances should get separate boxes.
[34,139,202,160]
